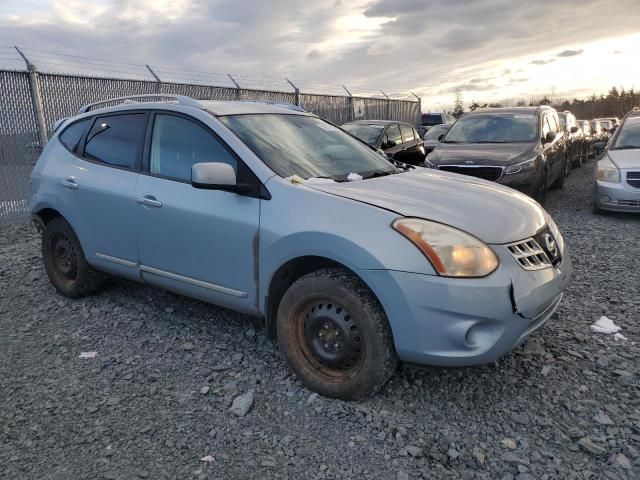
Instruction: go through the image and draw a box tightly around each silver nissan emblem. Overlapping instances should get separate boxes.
[464,160,474,165]
[543,233,558,258]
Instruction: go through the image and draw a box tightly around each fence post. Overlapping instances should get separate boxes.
[343,85,353,122]
[411,91,422,128]
[228,74,242,101]
[285,78,300,106]
[15,46,48,146]
[146,64,162,93]
[381,90,391,120]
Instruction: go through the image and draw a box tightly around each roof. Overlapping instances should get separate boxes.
[200,100,308,116]
[344,120,415,126]
[467,106,552,115]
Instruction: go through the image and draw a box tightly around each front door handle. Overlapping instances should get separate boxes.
[61,177,79,190]
[136,195,162,208]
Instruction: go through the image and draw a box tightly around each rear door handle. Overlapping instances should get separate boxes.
[61,178,79,190]
[136,195,162,208]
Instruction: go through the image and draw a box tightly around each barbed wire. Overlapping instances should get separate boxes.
[0,44,419,100]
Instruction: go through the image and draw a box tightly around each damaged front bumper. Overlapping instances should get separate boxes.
[359,245,572,367]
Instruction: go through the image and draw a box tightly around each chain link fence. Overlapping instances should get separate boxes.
[0,66,420,225]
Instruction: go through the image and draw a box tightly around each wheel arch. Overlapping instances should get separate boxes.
[264,255,384,338]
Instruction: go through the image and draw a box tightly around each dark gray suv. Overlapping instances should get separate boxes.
[425,107,569,204]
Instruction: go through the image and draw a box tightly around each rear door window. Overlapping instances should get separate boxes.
[400,124,414,142]
[83,114,147,169]
[59,119,91,153]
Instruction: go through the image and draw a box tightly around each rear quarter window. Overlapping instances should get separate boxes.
[59,119,91,153]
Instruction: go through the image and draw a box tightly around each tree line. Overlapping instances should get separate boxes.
[450,86,640,120]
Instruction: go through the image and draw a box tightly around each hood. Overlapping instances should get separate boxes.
[309,168,547,244]
[608,149,640,170]
[428,143,537,166]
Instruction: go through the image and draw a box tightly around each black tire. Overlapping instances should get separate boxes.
[592,203,605,215]
[277,268,397,400]
[42,217,107,298]
[550,159,568,190]
[533,170,548,205]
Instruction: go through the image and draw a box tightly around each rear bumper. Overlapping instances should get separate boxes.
[360,248,572,367]
[594,180,640,212]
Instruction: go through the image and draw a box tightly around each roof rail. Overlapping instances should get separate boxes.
[77,94,201,114]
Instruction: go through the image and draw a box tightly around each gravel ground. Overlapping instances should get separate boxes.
[1,159,639,480]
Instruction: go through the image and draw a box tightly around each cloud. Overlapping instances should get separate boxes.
[557,48,584,57]
[1,0,640,103]
[531,59,556,65]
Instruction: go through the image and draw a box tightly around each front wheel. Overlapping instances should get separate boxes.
[550,159,568,190]
[277,268,397,400]
[532,170,548,205]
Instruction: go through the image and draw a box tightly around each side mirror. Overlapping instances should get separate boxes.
[384,140,397,148]
[192,162,237,189]
[544,131,556,144]
[570,126,578,134]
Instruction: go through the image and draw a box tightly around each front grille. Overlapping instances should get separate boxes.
[627,171,640,188]
[439,165,504,182]
[506,238,552,271]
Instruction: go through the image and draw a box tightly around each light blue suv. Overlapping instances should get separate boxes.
[29,95,572,399]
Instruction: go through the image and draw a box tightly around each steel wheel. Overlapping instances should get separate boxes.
[294,299,366,383]
[48,232,78,287]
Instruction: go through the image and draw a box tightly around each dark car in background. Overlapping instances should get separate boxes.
[342,120,426,164]
[419,111,455,136]
[425,107,568,204]
[558,111,582,168]
[422,123,450,155]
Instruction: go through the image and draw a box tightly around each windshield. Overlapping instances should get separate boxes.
[421,114,444,127]
[219,114,396,181]
[612,120,640,149]
[341,123,385,146]
[442,113,538,144]
[423,125,448,141]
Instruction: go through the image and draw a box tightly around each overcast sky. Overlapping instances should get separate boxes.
[1,0,640,109]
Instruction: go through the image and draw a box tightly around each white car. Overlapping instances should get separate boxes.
[593,111,640,213]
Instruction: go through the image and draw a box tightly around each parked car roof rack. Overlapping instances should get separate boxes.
[77,94,202,114]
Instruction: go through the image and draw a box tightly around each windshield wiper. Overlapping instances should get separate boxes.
[611,145,640,150]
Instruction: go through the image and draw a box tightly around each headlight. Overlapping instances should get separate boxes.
[505,158,536,175]
[596,161,620,183]
[392,218,499,277]
[545,214,565,254]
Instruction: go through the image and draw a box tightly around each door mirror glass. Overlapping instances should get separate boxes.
[544,131,556,144]
[192,162,237,189]
[570,126,578,134]
[593,141,606,155]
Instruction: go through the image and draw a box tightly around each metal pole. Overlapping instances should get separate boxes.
[343,85,353,122]
[146,65,161,93]
[411,91,422,128]
[285,78,300,106]
[15,46,48,146]
[228,74,242,100]
[381,90,391,120]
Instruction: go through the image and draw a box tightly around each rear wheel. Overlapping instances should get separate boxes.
[277,268,397,400]
[42,217,108,298]
[533,170,548,205]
